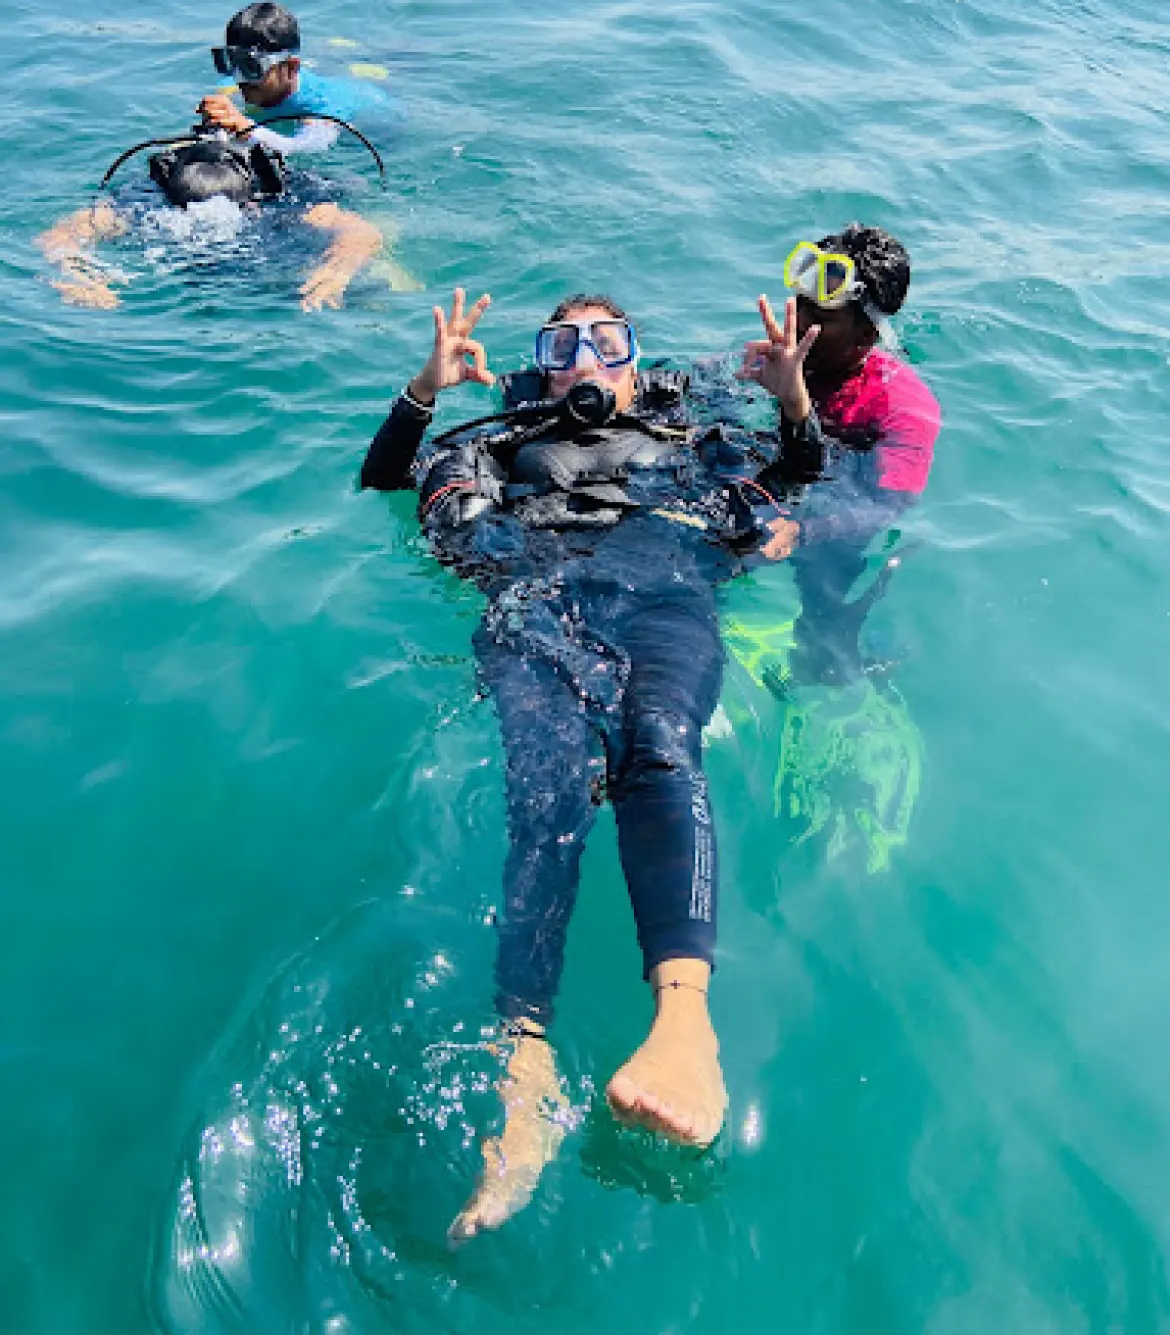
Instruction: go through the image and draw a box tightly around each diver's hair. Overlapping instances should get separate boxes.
[817,223,910,316]
[548,293,630,324]
[155,144,254,206]
[225,2,300,53]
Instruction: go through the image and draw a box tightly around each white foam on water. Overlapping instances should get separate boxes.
[141,196,248,249]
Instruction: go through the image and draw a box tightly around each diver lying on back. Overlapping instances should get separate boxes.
[359,287,815,1240]
[36,122,384,311]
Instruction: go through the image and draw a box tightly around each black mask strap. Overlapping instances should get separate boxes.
[247,144,286,196]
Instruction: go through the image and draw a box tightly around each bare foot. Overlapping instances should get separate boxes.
[606,962,726,1146]
[449,1031,568,1242]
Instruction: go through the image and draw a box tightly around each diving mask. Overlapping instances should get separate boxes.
[783,242,866,309]
[783,241,893,337]
[535,319,639,372]
[211,45,296,84]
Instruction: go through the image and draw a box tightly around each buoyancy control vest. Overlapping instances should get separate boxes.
[506,425,683,508]
[419,370,695,529]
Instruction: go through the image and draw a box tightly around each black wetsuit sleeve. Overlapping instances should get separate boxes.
[755,407,829,491]
[359,395,431,492]
[795,486,915,547]
[755,407,916,548]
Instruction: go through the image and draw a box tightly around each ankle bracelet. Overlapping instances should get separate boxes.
[502,1018,548,1041]
[654,980,709,998]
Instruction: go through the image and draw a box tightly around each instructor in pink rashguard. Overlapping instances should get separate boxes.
[739,223,941,683]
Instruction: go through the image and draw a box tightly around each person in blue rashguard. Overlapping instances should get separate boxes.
[198,3,396,156]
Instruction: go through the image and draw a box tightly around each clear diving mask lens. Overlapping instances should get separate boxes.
[783,242,866,310]
[211,45,296,84]
[783,240,895,339]
[535,319,639,372]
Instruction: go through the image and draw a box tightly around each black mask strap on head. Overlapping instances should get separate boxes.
[143,137,259,206]
[147,149,177,194]
[247,143,286,196]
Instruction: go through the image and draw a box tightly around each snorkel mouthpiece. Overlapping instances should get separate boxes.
[564,381,616,428]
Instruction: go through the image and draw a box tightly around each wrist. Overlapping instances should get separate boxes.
[408,374,437,406]
[401,381,435,416]
[780,393,811,424]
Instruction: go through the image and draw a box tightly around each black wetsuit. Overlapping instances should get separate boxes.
[360,386,770,1025]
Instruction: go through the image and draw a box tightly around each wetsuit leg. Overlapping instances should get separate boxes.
[474,625,602,1027]
[603,591,725,977]
[789,542,870,684]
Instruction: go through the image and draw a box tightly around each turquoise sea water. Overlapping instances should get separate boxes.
[5,0,1170,1330]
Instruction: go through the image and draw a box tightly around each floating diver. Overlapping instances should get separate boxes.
[37,111,388,310]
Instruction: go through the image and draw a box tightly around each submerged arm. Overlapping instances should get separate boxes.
[36,204,129,309]
[734,411,918,561]
[360,393,433,492]
[299,203,382,312]
[788,480,916,548]
[766,384,937,549]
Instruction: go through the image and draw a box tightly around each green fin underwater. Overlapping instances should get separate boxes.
[717,607,923,875]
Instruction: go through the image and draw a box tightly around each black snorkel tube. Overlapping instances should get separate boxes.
[99,112,387,191]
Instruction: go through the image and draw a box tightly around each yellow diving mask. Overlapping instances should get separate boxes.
[783,241,866,309]
[782,240,894,340]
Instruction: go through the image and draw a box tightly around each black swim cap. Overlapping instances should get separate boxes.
[149,141,255,207]
[817,223,911,317]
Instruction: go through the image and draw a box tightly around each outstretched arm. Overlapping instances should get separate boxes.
[36,204,128,309]
[249,121,340,154]
[198,93,341,154]
[743,420,918,562]
[300,203,383,312]
[359,286,495,491]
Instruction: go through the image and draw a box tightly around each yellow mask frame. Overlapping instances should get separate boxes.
[783,241,863,309]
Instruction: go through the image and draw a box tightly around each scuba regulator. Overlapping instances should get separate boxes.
[561,380,617,428]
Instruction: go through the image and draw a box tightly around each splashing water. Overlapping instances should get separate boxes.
[139,196,249,261]
[151,899,687,1335]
